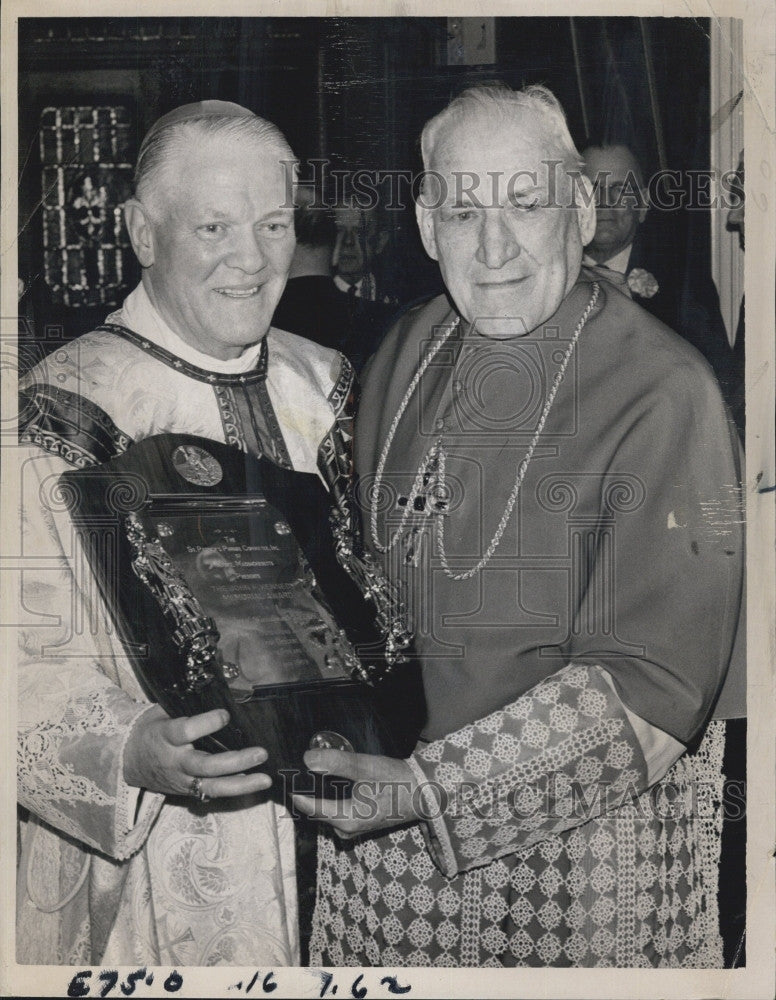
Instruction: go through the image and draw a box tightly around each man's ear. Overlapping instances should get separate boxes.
[574,174,598,246]
[124,199,156,269]
[415,201,439,261]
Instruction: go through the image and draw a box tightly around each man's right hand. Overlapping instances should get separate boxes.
[123,705,270,799]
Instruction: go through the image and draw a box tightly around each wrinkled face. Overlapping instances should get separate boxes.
[727,155,744,251]
[582,145,647,262]
[137,134,295,360]
[417,109,595,338]
[332,206,386,284]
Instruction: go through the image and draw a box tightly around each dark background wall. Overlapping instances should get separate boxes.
[18,16,713,350]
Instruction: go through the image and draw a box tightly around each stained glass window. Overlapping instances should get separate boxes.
[40,106,134,308]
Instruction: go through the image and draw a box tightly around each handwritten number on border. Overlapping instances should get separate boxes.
[68,968,409,997]
[163,970,183,992]
[68,970,92,998]
[380,978,412,996]
[98,971,119,997]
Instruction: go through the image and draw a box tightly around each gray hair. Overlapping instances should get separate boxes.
[420,82,583,174]
[134,114,296,215]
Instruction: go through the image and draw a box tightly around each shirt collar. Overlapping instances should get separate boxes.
[582,245,633,275]
[334,274,364,297]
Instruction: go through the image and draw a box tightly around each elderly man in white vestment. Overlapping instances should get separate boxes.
[16,101,354,965]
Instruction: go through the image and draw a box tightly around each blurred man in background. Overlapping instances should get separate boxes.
[582,141,739,432]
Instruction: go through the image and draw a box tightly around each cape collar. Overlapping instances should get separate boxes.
[96,322,270,386]
[101,283,270,386]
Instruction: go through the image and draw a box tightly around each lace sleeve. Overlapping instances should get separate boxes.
[17,445,164,860]
[407,662,651,878]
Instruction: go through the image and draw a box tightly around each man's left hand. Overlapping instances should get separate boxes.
[291,751,421,839]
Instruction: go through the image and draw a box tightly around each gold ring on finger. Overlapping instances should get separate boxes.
[188,776,210,803]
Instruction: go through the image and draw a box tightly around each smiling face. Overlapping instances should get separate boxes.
[417,108,595,338]
[126,132,295,360]
[582,145,647,264]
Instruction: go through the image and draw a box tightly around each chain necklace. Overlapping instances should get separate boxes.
[370,282,600,579]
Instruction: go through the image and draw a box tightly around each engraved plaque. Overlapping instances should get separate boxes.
[140,507,355,692]
[61,433,424,799]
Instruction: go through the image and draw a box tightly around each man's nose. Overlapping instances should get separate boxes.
[475,210,520,269]
[226,228,267,272]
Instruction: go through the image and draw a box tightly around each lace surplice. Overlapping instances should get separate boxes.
[312,664,725,967]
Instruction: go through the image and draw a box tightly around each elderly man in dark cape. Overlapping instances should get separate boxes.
[295,83,744,968]
[17,101,355,965]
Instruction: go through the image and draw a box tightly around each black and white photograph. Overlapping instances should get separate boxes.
[2,2,774,998]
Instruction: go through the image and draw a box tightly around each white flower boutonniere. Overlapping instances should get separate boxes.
[627,267,659,299]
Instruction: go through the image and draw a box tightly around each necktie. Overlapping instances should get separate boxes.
[582,262,632,298]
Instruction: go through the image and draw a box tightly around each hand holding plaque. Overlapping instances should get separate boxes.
[123,705,271,801]
[292,748,422,838]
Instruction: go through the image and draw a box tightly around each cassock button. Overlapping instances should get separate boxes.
[435,418,446,432]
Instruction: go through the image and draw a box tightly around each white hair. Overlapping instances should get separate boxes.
[420,82,583,174]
